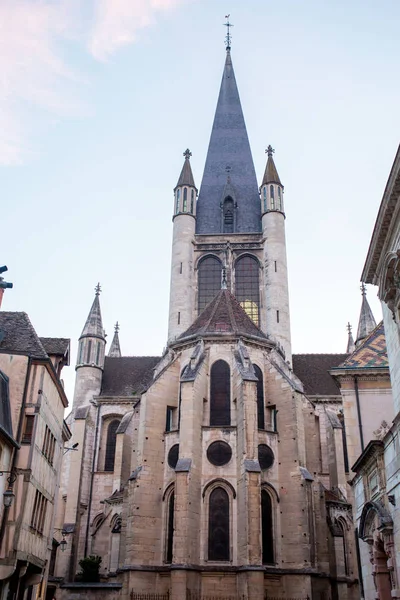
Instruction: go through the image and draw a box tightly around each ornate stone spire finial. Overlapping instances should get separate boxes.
[95,282,101,296]
[360,283,367,296]
[183,149,192,160]
[266,145,275,157]
[224,15,233,50]
[221,267,227,290]
[114,321,120,333]
[346,321,355,354]
[347,322,352,335]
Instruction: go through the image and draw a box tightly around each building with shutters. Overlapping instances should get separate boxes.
[53,45,377,600]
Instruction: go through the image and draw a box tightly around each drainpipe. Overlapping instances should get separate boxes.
[84,400,100,556]
[354,375,364,452]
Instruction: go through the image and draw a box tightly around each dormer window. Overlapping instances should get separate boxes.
[183,188,188,212]
[223,197,234,233]
[270,185,275,210]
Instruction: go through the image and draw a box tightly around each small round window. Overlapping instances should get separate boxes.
[207,441,232,467]
[168,444,179,469]
[258,444,274,470]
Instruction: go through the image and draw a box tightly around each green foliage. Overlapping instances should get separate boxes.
[77,555,102,582]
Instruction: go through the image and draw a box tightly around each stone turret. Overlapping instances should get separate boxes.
[261,147,292,364]
[72,283,106,409]
[356,284,377,346]
[168,150,197,342]
[108,322,121,357]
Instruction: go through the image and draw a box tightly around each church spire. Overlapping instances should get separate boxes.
[260,146,284,214]
[80,283,105,341]
[356,284,377,346]
[174,149,197,191]
[108,322,121,358]
[346,322,355,354]
[195,49,261,234]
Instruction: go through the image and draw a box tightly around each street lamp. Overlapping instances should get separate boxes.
[0,471,17,509]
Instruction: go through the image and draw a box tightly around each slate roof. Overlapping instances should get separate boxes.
[196,50,261,234]
[175,155,196,190]
[334,321,388,370]
[100,356,160,396]
[40,337,70,356]
[0,312,48,359]
[178,289,268,341]
[292,354,348,396]
[108,330,121,358]
[261,154,282,187]
[80,293,105,340]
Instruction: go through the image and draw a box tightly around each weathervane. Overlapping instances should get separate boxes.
[224,15,233,50]
[95,282,101,296]
[266,145,275,157]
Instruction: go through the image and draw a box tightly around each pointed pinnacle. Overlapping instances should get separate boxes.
[95,282,101,296]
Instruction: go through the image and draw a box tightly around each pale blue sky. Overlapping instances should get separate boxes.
[2,0,399,400]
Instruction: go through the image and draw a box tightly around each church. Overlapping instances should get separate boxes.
[52,41,369,600]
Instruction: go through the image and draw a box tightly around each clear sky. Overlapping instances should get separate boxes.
[2,0,399,401]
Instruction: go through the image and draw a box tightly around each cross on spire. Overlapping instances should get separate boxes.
[95,282,101,296]
[347,322,352,335]
[360,283,367,296]
[114,321,120,333]
[183,149,192,160]
[224,15,233,50]
[266,145,275,157]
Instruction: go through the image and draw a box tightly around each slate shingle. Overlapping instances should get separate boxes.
[0,312,48,359]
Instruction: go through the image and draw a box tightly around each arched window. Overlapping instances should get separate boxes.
[166,491,174,563]
[277,187,282,211]
[176,189,180,214]
[235,255,260,325]
[208,487,229,561]
[183,188,187,211]
[210,360,230,426]
[104,420,120,471]
[96,341,101,365]
[198,256,222,313]
[190,189,194,213]
[261,490,274,564]
[78,341,83,364]
[223,197,234,233]
[263,187,267,212]
[86,340,92,363]
[270,185,275,210]
[254,365,264,429]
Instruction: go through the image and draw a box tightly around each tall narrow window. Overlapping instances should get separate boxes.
[254,365,264,430]
[183,188,187,211]
[190,189,194,213]
[270,185,275,210]
[78,341,84,364]
[277,187,282,211]
[86,340,92,364]
[198,256,222,313]
[223,197,234,233]
[22,415,35,444]
[208,487,230,561]
[96,342,101,365]
[0,371,12,436]
[263,187,267,212]
[261,490,274,564]
[235,255,260,325]
[175,189,180,214]
[166,491,174,563]
[104,420,120,471]
[210,360,230,426]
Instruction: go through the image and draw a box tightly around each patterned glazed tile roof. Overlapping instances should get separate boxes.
[101,356,160,396]
[178,289,268,341]
[336,321,388,369]
[0,312,48,359]
[195,50,261,234]
[292,354,348,396]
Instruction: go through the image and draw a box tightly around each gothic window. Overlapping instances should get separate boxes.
[263,187,267,212]
[270,185,275,210]
[208,487,229,561]
[223,197,234,233]
[183,188,188,211]
[253,365,264,430]
[210,360,230,426]
[190,189,194,213]
[277,187,282,211]
[86,340,92,364]
[176,189,180,213]
[261,490,274,564]
[198,256,222,313]
[104,420,120,471]
[96,341,101,365]
[166,491,174,563]
[235,255,260,325]
[78,341,83,364]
